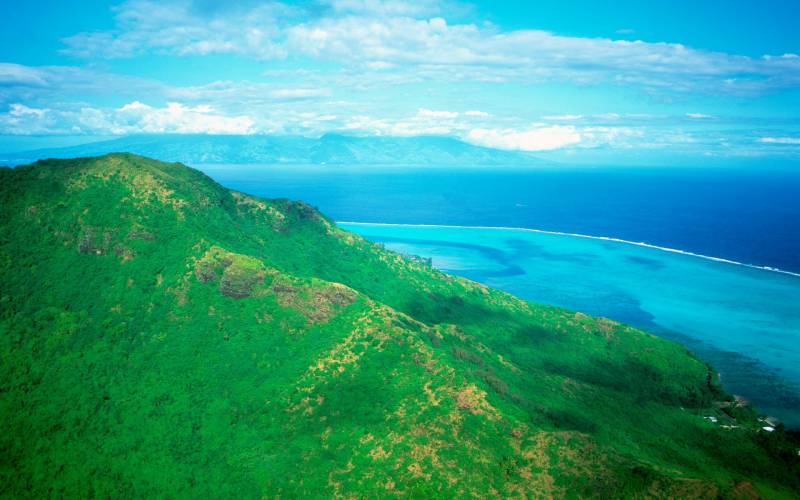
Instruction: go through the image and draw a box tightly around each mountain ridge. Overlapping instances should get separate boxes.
[0,134,551,167]
[1,153,798,498]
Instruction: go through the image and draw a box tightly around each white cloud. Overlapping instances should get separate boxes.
[329,0,441,16]
[267,88,331,99]
[3,97,792,159]
[417,108,459,119]
[61,1,292,59]
[58,0,800,95]
[365,61,395,69]
[763,53,799,60]
[159,80,332,105]
[0,64,164,112]
[9,103,49,117]
[758,137,800,144]
[0,101,254,135]
[579,126,644,147]
[119,101,150,112]
[2,0,797,161]
[115,101,254,134]
[0,64,48,86]
[0,104,56,134]
[466,126,582,151]
[341,114,455,136]
[542,114,583,121]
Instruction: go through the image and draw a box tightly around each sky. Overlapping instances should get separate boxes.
[1,0,799,163]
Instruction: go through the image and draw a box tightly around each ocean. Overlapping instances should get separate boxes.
[200,164,800,273]
[199,163,800,426]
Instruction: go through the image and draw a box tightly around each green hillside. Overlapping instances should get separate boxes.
[1,154,797,498]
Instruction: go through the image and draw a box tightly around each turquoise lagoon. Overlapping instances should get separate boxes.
[340,222,800,427]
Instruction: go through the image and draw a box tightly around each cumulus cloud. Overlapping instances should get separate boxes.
[2,98,779,158]
[58,0,800,94]
[340,114,452,136]
[466,126,582,151]
[62,1,294,59]
[8,103,48,117]
[2,0,797,159]
[0,104,63,135]
[115,101,254,134]
[0,101,254,135]
[0,104,58,134]
[464,123,647,151]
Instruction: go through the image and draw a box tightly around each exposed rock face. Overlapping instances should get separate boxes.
[193,245,357,316]
[194,259,218,283]
[219,265,264,299]
[194,246,266,299]
[77,226,115,255]
[270,278,357,324]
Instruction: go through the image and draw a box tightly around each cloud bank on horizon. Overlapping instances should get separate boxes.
[0,0,799,162]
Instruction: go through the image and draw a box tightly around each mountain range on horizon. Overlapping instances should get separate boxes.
[0,134,551,167]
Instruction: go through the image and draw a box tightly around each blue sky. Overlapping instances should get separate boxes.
[1,0,799,163]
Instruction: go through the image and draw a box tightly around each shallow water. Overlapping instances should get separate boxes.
[340,223,800,427]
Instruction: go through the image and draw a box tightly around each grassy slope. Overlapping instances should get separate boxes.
[0,154,798,498]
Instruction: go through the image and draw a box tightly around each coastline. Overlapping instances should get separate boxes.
[337,221,800,279]
[340,220,800,428]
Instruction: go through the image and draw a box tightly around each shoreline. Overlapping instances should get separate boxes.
[337,221,800,279]
[340,220,799,429]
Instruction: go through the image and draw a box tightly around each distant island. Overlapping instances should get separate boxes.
[1,154,798,498]
[0,134,551,167]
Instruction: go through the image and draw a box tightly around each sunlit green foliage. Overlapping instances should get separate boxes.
[1,154,798,498]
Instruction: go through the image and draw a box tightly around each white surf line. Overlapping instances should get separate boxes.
[337,221,800,279]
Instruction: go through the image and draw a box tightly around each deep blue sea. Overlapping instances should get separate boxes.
[200,164,800,274]
[199,164,800,426]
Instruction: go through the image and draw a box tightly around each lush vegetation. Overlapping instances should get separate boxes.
[1,154,798,498]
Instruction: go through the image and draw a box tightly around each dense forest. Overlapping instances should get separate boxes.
[1,154,798,498]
